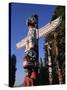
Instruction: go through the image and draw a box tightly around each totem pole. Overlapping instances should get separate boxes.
[45,42,53,84]
[23,15,39,86]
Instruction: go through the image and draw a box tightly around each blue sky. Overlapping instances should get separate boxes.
[11,3,56,86]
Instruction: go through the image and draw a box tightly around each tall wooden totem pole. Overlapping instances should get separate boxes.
[23,15,39,86]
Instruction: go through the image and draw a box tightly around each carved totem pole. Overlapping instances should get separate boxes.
[23,15,39,86]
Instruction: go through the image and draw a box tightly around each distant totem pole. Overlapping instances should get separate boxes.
[23,15,39,86]
[45,42,53,84]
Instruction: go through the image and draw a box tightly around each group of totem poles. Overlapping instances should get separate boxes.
[16,14,63,86]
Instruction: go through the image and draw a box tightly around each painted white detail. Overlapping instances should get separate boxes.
[23,61,28,67]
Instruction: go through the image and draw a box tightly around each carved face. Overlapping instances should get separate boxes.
[27,14,38,27]
[27,49,36,59]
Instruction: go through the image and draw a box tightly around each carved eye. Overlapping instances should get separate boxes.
[28,50,36,58]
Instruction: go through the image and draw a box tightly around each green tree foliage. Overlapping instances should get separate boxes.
[44,6,65,84]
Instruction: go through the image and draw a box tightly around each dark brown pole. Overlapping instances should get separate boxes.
[54,32,63,84]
